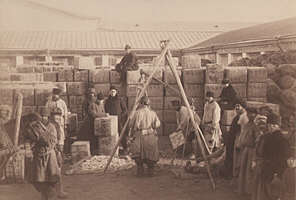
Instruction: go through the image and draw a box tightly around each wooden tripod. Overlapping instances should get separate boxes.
[103,40,216,190]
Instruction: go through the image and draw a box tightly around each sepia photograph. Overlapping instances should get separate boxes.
[0,0,295,199]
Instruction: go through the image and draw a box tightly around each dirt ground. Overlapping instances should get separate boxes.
[0,164,249,200]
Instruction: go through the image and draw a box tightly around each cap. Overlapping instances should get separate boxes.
[88,87,96,95]
[110,85,117,91]
[206,91,214,98]
[140,96,149,105]
[52,88,62,95]
[235,99,247,108]
[222,78,230,84]
[97,92,104,100]
[124,44,131,50]
[40,107,50,117]
[51,107,62,116]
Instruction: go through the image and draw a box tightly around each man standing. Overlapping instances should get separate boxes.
[202,91,222,152]
[238,107,259,196]
[128,96,161,177]
[24,112,60,200]
[115,44,139,83]
[252,113,290,200]
[171,99,201,157]
[222,102,245,179]
[46,88,68,147]
[105,86,128,154]
[219,78,239,110]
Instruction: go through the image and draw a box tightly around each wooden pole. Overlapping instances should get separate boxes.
[103,41,170,174]
[13,92,23,146]
[165,50,216,191]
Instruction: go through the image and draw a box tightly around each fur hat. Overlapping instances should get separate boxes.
[110,85,117,91]
[97,92,104,100]
[140,96,149,105]
[124,44,131,50]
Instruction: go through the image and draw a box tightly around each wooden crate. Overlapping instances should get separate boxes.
[43,72,57,82]
[110,70,121,84]
[74,56,95,70]
[0,72,11,81]
[0,88,14,105]
[67,82,87,96]
[221,110,237,126]
[69,105,84,120]
[34,88,52,106]
[10,73,43,82]
[147,84,164,97]
[164,97,181,110]
[126,84,140,97]
[5,150,25,183]
[69,95,86,106]
[94,116,118,137]
[184,84,204,98]
[182,68,205,84]
[98,135,119,156]
[224,67,248,83]
[205,67,224,84]
[247,97,267,103]
[126,70,141,84]
[247,67,267,83]
[163,69,181,84]
[71,141,91,163]
[89,69,109,83]
[74,70,89,82]
[247,83,267,98]
[232,83,247,98]
[16,66,34,73]
[164,84,180,97]
[181,55,201,68]
[204,84,223,98]
[57,70,74,82]
[22,106,37,116]
[14,86,35,106]
[94,83,110,97]
[246,101,280,115]
[163,110,177,123]
[169,131,185,149]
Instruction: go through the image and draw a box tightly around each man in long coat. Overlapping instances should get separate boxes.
[238,107,259,195]
[129,96,161,177]
[252,113,290,200]
[202,91,222,152]
[219,78,239,110]
[24,112,60,200]
[105,86,128,154]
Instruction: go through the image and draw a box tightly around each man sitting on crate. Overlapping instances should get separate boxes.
[128,96,161,177]
[171,99,201,159]
[115,44,139,83]
[202,91,223,153]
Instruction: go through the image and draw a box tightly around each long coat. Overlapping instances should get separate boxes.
[252,130,290,200]
[219,84,238,110]
[129,106,161,162]
[104,95,128,133]
[25,121,60,185]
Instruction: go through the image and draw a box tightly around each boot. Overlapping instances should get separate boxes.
[57,178,68,199]
[135,159,144,177]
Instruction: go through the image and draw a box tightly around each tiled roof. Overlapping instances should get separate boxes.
[188,17,296,49]
[0,31,221,50]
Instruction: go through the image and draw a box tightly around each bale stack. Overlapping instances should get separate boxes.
[224,67,248,102]
[89,69,110,97]
[247,67,268,102]
[71,141,91,163]
[94,115,119,156]
[67,82,87,121]
[181,54,201,69]
[5,150,26,183]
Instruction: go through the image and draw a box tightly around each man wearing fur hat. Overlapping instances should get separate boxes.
[128,96,160,177]
[115,44,139,83]
[202,91,222,152]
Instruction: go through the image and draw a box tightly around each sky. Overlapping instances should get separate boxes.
[34,0,296,23]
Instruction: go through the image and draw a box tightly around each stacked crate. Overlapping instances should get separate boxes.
[183,68,205,118]
[67,82,87,121]
[204,65,224,100]
[224,67,248,102]
[89,69,110,97]
[247,67,268,102]
[163,69,180,136]
[5,150,26,183]
[94,115,119,156]
[71,141,91,163]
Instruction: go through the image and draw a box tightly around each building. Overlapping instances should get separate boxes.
[183,17,296,66]
[0,30,221,67]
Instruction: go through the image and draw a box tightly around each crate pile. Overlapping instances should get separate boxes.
[71,141,91,163]
[5,150,25,183]
[94,115,119,156]
[247,67,268,102]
